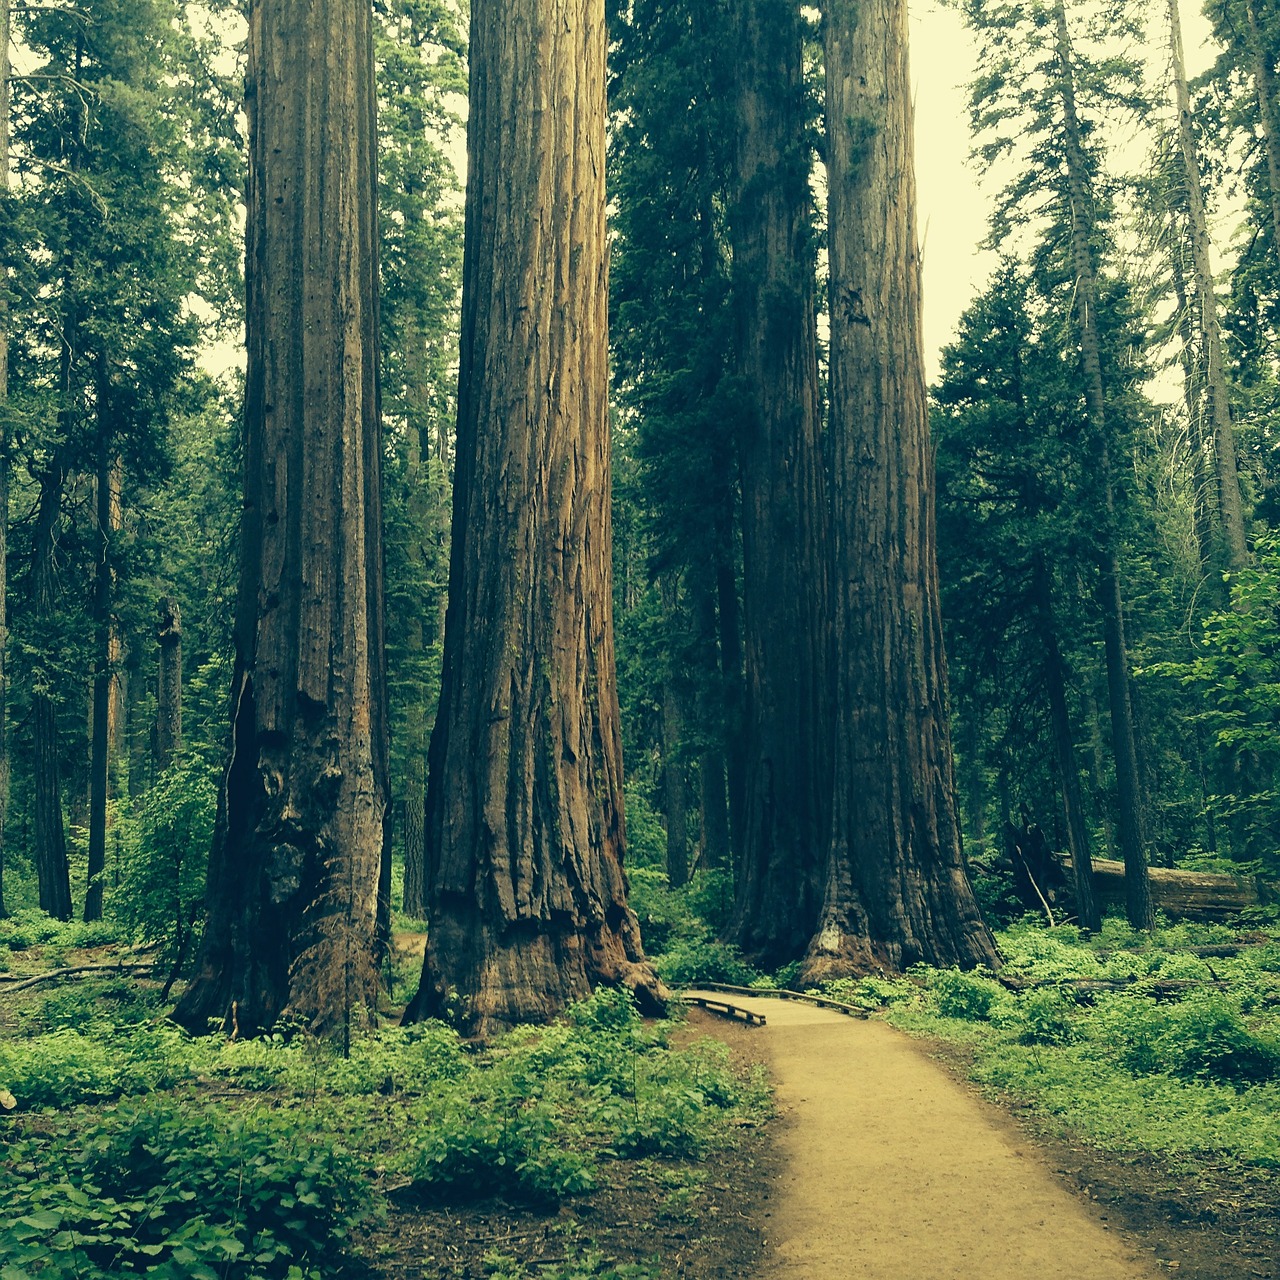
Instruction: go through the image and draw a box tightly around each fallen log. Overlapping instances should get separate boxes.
[0,963,157,995]
[1058,857,1264,922]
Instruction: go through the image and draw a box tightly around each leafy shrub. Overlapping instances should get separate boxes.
[0,1027,192,1109]
[0,1097,374,1279]
[653,938,761,987]
[1105,994,1280,1087]
[1008,988,1078,1045]
[113,758,217,971]
[928,968,1007,1021]
[0,909,65,951]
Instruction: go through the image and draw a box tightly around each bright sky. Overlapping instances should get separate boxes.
[911,0,1223,381]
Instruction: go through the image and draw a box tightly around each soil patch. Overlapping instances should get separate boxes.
[363,1007,778,1279]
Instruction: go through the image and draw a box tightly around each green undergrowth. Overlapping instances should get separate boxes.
[0,985,769,1278]
[816,915,1280,1172]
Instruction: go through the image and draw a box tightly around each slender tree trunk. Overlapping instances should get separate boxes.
[815,0,999,979]
[1170,246,1218,584]
[1034,558,1101,931]
[694,577,730,872]
[174,0,390,1037]
[403,0,662,1035]
[0,0,10,919]
[1053,0,1153,930]
[86,424,118,922]
[1246,0,1280,257]
[1168,0,1249,570]
[662,675,689,889]
[729,0,831,969]
[401,429,428,920]
[714,501,746,875]
[155,597,182,771]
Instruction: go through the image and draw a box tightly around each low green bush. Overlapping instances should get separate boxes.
[927,968,1008,1021]
[0,1097,375,1279]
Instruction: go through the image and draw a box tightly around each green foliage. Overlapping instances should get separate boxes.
[927,968,1009,1021]
[0,1098,374,1279]
[112,759,217,969]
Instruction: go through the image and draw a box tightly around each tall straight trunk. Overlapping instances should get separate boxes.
[32,451,72,921]
[1246,0,1280,256]
[1168,0,1249,570]
[0,0,10,918]
[1170,247,1218,583]
[729,0,831,969]
[400,428,428,920]
[662,676,689,889]
[1034,559,1101,931]
[154,596,182,771]
[404,0,662,1035]
[174,0,389,1038]
[694,577,731,872]
[86,428,118,922]
[816,0,998,979]
[714,501,746,874]
[1053,0,1153,930]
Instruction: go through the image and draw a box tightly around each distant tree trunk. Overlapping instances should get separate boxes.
[86,424,119,923]
[401,429,428,920]
[694,578,730,873]
[663,676,689,889]
[730,0,831,969]
[1053,0,1153,930]
[814,0,999,980]
[1246,0,1280,257]
[0,0,10,919]
[1168,0,1249,571]
[32,450,73,922]
[155,596,182,772]
[403,0,662,1035]
[174,0,389,1038]
[714,502,746,874]
[1034,559,1101,932]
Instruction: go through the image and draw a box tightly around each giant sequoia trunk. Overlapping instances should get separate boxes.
[1053,0,1153,931]
[729,0,831,969]
[1168,0,1249,571]
[402,0,662,1036]
[812,0,999,980]
[174,0,389,1037]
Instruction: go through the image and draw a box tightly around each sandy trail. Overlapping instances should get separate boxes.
[685,992,1161,1280]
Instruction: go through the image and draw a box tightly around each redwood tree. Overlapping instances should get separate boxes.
[404,0,662,1035]
[174,0,389,1036]
[729,0,831,969]
[811,0,999,979]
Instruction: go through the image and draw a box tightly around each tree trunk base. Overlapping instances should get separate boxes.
[403,906,667,1037]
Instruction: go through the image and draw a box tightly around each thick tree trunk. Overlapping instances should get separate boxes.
[1168,0,1249,571]
[154,596,182,772]
[1034,559,1101,931]
[174,0,389,1038]
[403,0,662,1036]
[729,0,831,969]
[814,0,999,980]
[0,0,9,919]
[1053,0,1153,930]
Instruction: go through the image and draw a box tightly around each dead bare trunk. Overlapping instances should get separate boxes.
[1053,0,1153,930]
[403,0,662,1035]
[814,0,999,979]
[1168,0,1249,571]
[155,597,182,771]
[729,0,831,969]
[174,0,389,1038]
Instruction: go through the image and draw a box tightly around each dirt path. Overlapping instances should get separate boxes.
[686,992,1163,1280]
